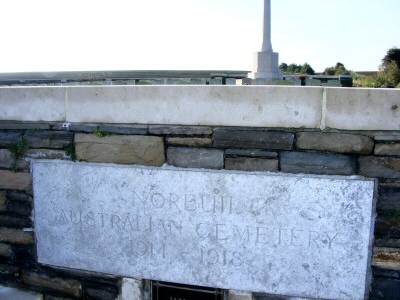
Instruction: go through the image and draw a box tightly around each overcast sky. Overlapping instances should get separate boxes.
[1,0,399,73]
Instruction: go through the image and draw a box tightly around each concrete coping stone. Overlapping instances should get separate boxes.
[0,86,399,130]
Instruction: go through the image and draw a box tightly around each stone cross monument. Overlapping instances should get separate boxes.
[249,0,281,80]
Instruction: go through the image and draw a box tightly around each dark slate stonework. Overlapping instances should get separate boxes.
[213,130,294,150]
[375,216,400,238]
[149,125,212,135]
[280,151,357,175]
[0,132,22,146]
[225,157,279,172]
[378,188,400,210]
[225,149,278,158]
[52,123,98,133]
[296,132,374,154]
[98,125,148,135]
[359,157,400,179]
[25,131,74,149]
[0,122,50,130]
[370,278,400,299]
[167,147,224,169]
[0,215,32,228]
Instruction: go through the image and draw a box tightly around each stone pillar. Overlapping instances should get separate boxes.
[262,0,273,52]
[249,0,281,81]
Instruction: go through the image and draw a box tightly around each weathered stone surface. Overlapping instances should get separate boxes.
[119,278,143,300]
[0,191,6,212]
[325,87,400,130]
[225,157,278,172]
[359,157,400,179]
[167,147,224,169]
[225,149,278,158]
[0,215,32,228]
[280,152,357,175]
[0,264,19,275]
[375,143,400,156]
[98,125,148,135]
[375,135,400,141]
[0,228,34,245]
[75,134,165,166]
[377,189,400,210]
[149,125,212,135]
[0,243,12,257]
[166,137,212,147]
[370,278,400,299]
[0,170,31,191]
[375,239,400,248]
[373,247,400,270]
[213,130,294,150]
[0,132,22,146]
[33,161,375,299]
[6,201,31,216]
[21,270,81,298]
[0,285,43,300]
[0,122,50,130]
[0,149,14,167]
[229,290,253,300]
[25,149,70,160]
[25,131,73,149]
[375,216,400,238]
[0,149,30,169]
[6,191,32,202]
[82,281,118,300]
[52,122,98,133]
[296,132,373,154]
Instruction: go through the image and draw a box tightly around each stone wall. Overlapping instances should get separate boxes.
[0,85,400,299]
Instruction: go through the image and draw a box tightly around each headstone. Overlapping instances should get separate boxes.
[33,161,375,300]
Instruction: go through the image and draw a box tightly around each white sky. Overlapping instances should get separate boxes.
[0,0,399,73]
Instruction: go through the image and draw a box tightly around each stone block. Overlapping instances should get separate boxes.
[0,215,32,228]
[0,191,6,212]
[375,135,400,141]
[0,264,19,276]
[375,143,400,156]
[296,132,373,154]
[166,137,212,147]
[377,189,400,211]
[98,125,148,135]
[167,147,224,169]
[33,160,375,299]
[0,122,50,130]
[225,149,278,158]
[229,290,253,300]
[21,270,81,298]
[0,243,12,257]
[119,278,143,300]
[0,227,34,245]
[280,152,357,176]
[325,87,400,130]
[25,131,74,149]
[0,170,31,191]
[213,130,294,150]
[370,278,400,299]
[0,149,30,169]
[82,281,118,300]
[66,86,322,128]
[75,134,165,166]
[149,125,212,135]
[225,157,278,172]
[6,191,32,202]
[373,247,400,270]
[0,285,43,300]
[0,86,66,122]
[0,132,22,147]
[0,149,13,168]
[25,149,70,160]
[6,201,31,216]
[52,123,98,133]
[359,157,400,178]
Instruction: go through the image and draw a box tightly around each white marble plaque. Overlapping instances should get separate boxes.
[32,161,375,300]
